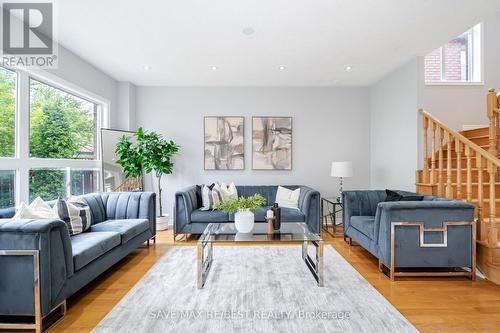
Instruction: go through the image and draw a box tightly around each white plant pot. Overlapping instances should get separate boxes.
[234,209,255,233]
[235,232,254,241]
[157,214,169,231]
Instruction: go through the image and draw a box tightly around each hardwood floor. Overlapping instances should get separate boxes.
[16,229,500,332]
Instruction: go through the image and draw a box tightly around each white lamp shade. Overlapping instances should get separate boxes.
[331,161,353,178]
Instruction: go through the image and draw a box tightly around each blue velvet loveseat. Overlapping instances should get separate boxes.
[174,185,320,238]
[342,190,476,280]
[0,192,156,330]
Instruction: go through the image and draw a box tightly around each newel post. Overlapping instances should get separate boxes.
[422,111,430,183]
[487,161,498,246]
[488,88,498,157]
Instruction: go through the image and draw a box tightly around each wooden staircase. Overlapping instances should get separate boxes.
[416,88,500,284]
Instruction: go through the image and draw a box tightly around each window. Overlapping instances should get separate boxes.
[0,67,106,206]
[0,170,15,208]
[0,67,17,157]
[29,168,66,202]
[29,168,99,202]
[30,79,97,159]
[424,24,482,84]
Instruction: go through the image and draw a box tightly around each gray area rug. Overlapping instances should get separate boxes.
[93,245,418,333]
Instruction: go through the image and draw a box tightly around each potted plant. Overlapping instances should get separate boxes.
[115,127,180,230]
[214,194,266,233]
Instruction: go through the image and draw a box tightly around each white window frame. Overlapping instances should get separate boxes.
[0,67,109,205]
[425,23,484,86]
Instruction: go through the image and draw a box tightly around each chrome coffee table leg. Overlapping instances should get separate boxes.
[197,239,213,289]
[303,240,324,287]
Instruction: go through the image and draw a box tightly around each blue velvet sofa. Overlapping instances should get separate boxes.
[174,185,320,237]
[0,192,156,329]
[342,190,476,280]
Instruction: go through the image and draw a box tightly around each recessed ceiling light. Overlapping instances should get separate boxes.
[242,27,255,35]
[279,66,286,71]
[344,65,353,71]
[211,66,218,71]
[143,65,151,71]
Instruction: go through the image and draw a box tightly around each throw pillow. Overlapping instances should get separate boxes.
[53,198,92,236]
[219,182,238,203]
[400,195,424,201]
[275,186,300,209]
[13,197,59,219]
[195,185,203,208]
[385,189,424,202]
[201,183,223,210]
[384,189,402,202]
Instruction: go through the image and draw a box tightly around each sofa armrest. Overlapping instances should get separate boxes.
[342,190,387,235]
[376,201,475,266]
[0,207,15,218]
[0,219,73,317]
[298,186,320,234]
[174,186,198,234]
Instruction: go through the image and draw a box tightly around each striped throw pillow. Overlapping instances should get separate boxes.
[200,183,223,211]
[53,198,92,236]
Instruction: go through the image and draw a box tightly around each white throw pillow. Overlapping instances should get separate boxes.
[13,197,59,219]
[275,186,300,209]
[219,182,238,203]
[201,184,223,210]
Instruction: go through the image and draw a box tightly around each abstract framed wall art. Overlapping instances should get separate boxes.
[204,116,245,170]
[252,117,292,170]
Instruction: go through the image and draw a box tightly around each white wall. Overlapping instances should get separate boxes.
[117,82,137,131]
[44,46,124,129]
[136,87,371,217]
[369,59,422,190]
[423,12,500,130]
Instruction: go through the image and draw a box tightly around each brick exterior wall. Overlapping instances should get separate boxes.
[425,38,467,82]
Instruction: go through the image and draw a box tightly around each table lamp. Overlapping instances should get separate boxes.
[331,161,353,202]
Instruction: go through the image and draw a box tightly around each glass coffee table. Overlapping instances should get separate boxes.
[197,222,324,289]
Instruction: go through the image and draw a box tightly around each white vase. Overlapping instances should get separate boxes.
[234,209,255,233]
[157,214,169,231]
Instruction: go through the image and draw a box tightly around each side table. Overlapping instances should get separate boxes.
[321,197,343,237]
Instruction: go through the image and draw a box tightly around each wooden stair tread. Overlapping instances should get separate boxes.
[477,239,500,250]
[415,182,500,186]
[471,198,500,203]
[464,134,489,140]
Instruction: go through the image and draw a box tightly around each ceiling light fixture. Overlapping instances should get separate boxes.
[143,65,151,71]
[211,66,218,71]
[242,27,255,35]
[279,66,286,71]
[344,65,353,71]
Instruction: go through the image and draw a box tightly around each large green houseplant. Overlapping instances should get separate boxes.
[115,127,180,218]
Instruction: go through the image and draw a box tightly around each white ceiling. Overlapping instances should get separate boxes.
[54,0,500,87]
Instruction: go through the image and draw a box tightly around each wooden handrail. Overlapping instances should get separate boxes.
[420,110,500,168]
[112,176,143,192]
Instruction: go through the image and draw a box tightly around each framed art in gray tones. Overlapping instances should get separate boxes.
[252,117,292,170]
[204,116,245,170]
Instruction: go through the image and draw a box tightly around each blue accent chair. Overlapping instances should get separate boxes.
[342,190,476,280]
[0,192,156,329]
[174,185,320,237]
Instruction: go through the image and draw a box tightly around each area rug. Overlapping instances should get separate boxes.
[93,246,417,333]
